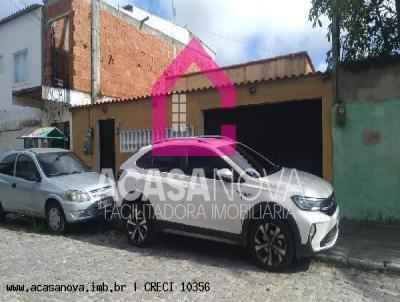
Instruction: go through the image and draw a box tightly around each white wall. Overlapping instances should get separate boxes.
[0,126,34,151]
[0,7,43,153]
[118,5,215,59]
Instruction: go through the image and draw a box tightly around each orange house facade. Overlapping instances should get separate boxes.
[71,52,334,182]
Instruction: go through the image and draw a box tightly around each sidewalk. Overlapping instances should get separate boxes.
[316,220,400,272]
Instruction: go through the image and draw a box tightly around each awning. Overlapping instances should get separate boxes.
[17,127,67,140]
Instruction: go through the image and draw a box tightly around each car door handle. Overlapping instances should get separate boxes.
[185,184,197,189]
[11,183,16,188]
[235,190,252,198]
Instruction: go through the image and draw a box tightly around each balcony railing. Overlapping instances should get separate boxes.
[120,125,195,153]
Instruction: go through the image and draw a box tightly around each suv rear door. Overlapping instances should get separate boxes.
[137,146,187,224]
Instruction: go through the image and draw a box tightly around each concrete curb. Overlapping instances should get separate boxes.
[316,254,400,273]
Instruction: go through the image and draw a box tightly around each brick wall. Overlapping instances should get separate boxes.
[44,0,184,98]
[43,0,73,88]
[69,0,91,92]
[97,2,179,98]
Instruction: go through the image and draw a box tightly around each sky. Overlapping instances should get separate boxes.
[0,0,330,71]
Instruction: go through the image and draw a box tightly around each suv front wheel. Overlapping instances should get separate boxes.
[126,203,154,247]
[249,219,294,271]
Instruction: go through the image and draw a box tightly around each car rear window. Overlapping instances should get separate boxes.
[0,154,17,176]
[136,147,183,173]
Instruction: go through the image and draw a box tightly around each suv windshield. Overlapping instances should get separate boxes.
[219,143,280,178]
[37,152,91,177]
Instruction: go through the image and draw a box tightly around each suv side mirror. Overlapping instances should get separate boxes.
[216,168,233,182]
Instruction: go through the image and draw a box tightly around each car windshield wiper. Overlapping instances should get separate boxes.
[48,169,90,176]
[47,172,70,177]
[55,153,68,160]
[70,170,86,174]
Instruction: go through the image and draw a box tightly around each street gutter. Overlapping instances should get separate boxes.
[316,254,400,274]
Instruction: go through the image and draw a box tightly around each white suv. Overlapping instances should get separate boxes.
[118,137,339,271]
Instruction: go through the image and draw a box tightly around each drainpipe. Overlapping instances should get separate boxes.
[40,5,44,89]
[51,25,57,87]
[91,0,100,102]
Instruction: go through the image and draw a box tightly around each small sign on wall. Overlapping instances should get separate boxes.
[42,86,70,104]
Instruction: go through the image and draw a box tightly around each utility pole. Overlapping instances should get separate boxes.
[332,1,345,124]
[332,5,340,103]
[396,0,400,41]
[91,0,100,102]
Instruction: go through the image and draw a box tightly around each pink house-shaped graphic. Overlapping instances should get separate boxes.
[151,38,237,156]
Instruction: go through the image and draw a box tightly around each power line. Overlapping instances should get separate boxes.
[170,0,176,61]
[9,0,39,25]
[8,0,41,26]
[171,0,176,23]
[147,0,154,14]
[140,1,280,56]
[18,0,42,23]
[193,27,280,55]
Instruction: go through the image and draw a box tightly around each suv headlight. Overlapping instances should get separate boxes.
[291,195,326,211]
[65,190,91,202]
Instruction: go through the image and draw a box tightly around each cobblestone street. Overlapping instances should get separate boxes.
[0,217,399,302]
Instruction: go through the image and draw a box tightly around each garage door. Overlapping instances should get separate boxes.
[203,99,323,177]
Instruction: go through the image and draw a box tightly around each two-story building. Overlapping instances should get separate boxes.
[0,0,212,153]
[0,4,43,152]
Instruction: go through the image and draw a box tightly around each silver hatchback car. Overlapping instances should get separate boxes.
[0,148,114,234]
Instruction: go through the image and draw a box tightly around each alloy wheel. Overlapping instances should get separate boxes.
[253,222,287,266]
[127,208,148,244]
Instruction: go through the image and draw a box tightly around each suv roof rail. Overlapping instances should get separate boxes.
[152,135,234,145]
[152,136,200,145]
[197,135,234,140]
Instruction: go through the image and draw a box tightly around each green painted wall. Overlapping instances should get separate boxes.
[333,98,400,220]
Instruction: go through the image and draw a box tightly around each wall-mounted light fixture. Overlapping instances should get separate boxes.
[102,106,108,113]
[249,86,257,94]
[336,101,346,125]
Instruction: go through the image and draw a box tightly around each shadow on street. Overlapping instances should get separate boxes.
[0,214,311,274]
